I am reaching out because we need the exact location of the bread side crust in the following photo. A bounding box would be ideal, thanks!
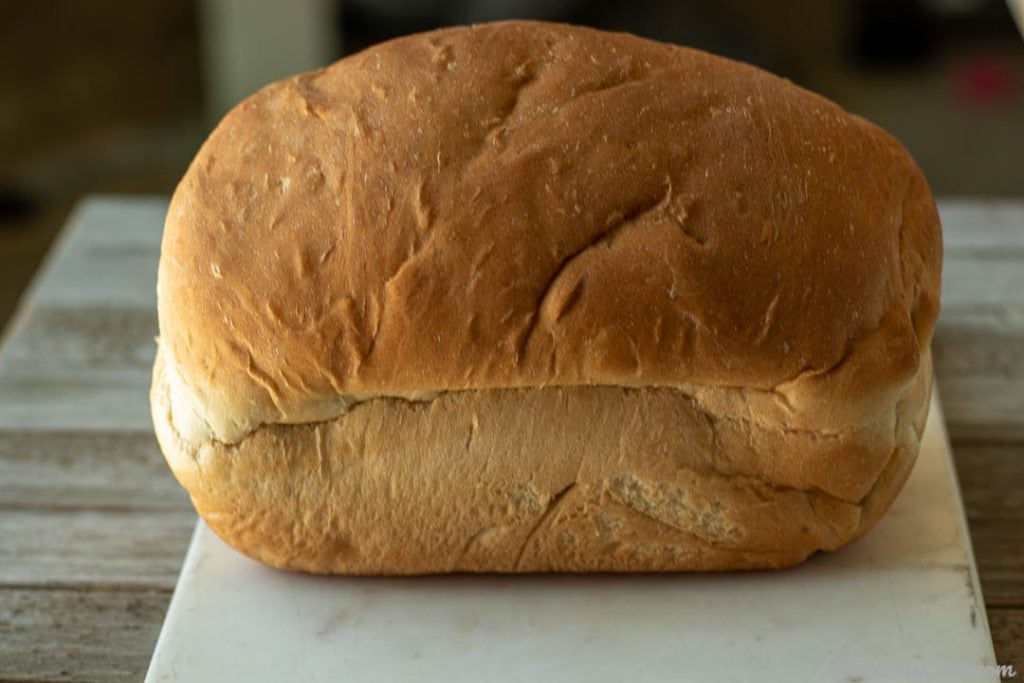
[152,345,931,574]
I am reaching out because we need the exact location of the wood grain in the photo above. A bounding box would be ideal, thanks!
[940,376,1024,443]
[0,373,154,432]
[0,509,193,590]
[0,588,171,683]
[1,307,157,373]
[0,431,189,510]
[21,197,165,312]
[988,608,1024,676]
[935,260,1024,441]
[0,305,157,431]
[935,309,1024,378]
[934,199,1024,446]
[940,199,1024,253]
[952,442,1024,608]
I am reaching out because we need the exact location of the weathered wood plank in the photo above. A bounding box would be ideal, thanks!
[954,443,1024,519]
[0,304,157,431]
[943,256,1024,310]
[0,431,188,511]
[935,310,1024,377]
[987,608,1024,678]
[0,509,194,590]
[0,588,170,683]
[968,518,1024,611]
[933,314,1024,440]
[939,376,1024,442]
[0,198,163,433]
[23,196,165,311]
[939,199,1024,252]
[0,373,153,432]
[0,307,156,374]
[938,202,1024,442]
[952,443,1024,608]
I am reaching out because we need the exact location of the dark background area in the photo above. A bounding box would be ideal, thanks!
[1,0,1022,332]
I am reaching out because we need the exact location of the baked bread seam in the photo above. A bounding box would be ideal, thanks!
[155,343,928,510]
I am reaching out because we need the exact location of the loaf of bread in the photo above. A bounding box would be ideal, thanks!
[151,21,942,573]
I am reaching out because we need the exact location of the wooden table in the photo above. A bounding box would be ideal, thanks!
[0,196,1020,681]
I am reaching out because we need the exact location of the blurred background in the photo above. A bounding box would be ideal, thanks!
[1,0,1022,333]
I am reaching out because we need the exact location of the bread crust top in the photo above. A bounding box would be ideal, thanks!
[157,21,941,444]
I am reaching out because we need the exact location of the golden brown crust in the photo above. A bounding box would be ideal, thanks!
[152,20,942,573]
[157,21,941,445]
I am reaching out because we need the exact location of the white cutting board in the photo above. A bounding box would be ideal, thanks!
[146,392,999,683]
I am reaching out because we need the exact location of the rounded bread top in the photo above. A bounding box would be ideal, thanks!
[158,21,942,443]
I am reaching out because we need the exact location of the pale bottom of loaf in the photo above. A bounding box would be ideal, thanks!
[151,347,932,573]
